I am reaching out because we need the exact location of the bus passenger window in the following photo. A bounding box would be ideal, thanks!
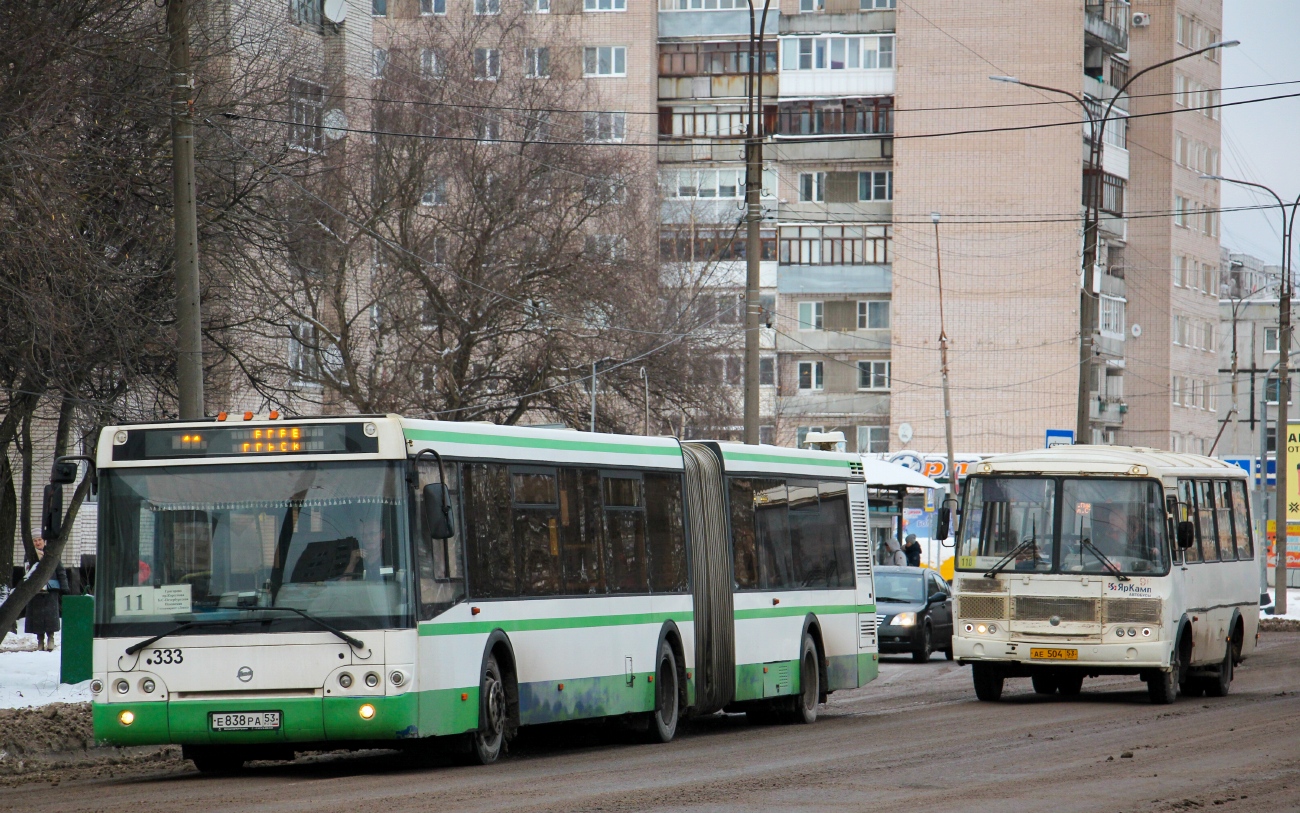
[787,481,823,589]
[754,479,792,589]
[1214,481,1237,561]
[1231,480,1253,559]
[464,463,517,598]
[1177,480,1198,563]
[1195,480,1218,562]
[646,473,688,593]
[603,474,647,593]
[729,478,759,590]
[512,469,561,596]
[560,469,605,595]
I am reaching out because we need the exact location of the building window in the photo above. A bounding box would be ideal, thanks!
[797,301,823,330]
[664,167,757,199]
[476,116,501,143]
[372,48,388,79]
[584,46,627,77]
[759,425,776,445]
[799,0,823,11]
[1083,171,1124,216]
[798,172,825,202]
[858,426,888,453]
[525,47,550,78]
[422,178,447,206]
[797,361,824,391]
[526,0,550,10]
[291,0,321,26]
[861,0,896,7]
[583,112,626,142]
[781,35,895,71]
[524,111,552,142]
[289,323,319,383]
[474,48,501,80]
[1267,376,1292,405]
[420,0,447,13]
[1099,295,1126,338]
[585,0,625,10]
[760,356,776,386]
[858,300,889,329]
[778,98,893,137]
[779,225,891,265]
[289,78,325,153]
[857,360,890,390]
[796,426,825,447]
[474,0,500,14]
[858,171,892,201]
[1174,195,1190,227]
[372,0,386,15]
[421,48,444,78]
[1265,327,1280,353]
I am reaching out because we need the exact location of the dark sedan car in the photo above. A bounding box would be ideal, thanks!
[874,566,954,662]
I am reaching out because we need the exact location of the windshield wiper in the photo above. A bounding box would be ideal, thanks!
[124,619,245,655]
[254,607,367,650]
[1080,539,1130,582]
[984,517,1039,579]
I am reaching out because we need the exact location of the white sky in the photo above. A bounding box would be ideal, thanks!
[1218,0,1300,266]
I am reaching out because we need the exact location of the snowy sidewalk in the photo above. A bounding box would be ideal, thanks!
[0,621,91,709]
[1262,588,1300,622]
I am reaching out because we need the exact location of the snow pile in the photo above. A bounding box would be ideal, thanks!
[1261,589,1300,622]
[0,621,91,710]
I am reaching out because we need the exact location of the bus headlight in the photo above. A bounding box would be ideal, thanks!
[389,671,405,687]
[359,703,375,720]
[90,680,104,695]
[1116,628,1126,637]
[964,623,974,633]
[364,672,380,688]
[892,612,916,627]
[140,679,156,694]
[338,673,353,689]
[1142,628,1152,637]
[987,624,998,634]
[976,623,987,635]
[115,679,130,694]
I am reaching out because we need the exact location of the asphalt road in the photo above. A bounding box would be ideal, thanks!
[5,633,1299,813]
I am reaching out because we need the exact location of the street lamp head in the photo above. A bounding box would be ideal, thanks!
[930,211,941,224]
[1207,40,1240,49]
[1200,174,1226,181]
[989,75,1019,84]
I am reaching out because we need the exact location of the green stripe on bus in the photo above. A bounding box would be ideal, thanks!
[721,451,851,469]
[734,603,875,620]
[404,428,681,458]
[418,610,694,637]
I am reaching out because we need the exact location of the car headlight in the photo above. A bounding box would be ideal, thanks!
[892,612,917,627]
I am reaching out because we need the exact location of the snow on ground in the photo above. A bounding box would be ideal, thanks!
[1262,588,1300,621]
[0,620,91,709]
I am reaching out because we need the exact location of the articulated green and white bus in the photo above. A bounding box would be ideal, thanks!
[951,446,1259,704]
[82,416,878,770]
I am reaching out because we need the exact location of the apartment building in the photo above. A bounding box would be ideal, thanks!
[1216,249,1286,459]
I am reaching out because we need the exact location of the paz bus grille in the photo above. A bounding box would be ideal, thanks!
[1011,596,1099,623]
[957,595,1007,620]
[1103,598,1163,624]
[958,578,1004,594]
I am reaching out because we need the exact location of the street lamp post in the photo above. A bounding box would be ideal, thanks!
[992,39,1238,444]
[589,356,616,433]
[932,212,958,499]
[1202,175,1299,614]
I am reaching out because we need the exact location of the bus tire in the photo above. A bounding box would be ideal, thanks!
[186,745,245,774]
[1204,638,1233,698]
[470,653,509,764]
[1056,672,1084,696]
[1031,673,1058,695]
[1147,644,1181,705]
[972,663,1003,701]
[789,633,820,724]
[646,640,680,743]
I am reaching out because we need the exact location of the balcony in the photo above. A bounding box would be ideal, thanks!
[777,392,890,418]
[1089,396,1127,426]
[1085,1,1129,54]
[779,10,895,36]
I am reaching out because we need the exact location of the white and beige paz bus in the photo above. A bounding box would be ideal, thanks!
[73,415,879,771]
[950,446,1258,704]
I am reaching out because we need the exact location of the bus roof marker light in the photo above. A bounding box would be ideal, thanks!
[268,410,280,420]
[243,411,254,421]
[359,703,375,720]
[216,412,227,421]
[1127,465,1148,476]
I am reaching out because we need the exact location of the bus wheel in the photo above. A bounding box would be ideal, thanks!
[647,641,680,743]
[1147,648,1180,705]
[1204,640,1234,698]
[790,634,820,724]
[971,663,1003,701]
[1056,672,1084,697]
[1031,673,1058,695]
[470,654,508,764]
[185,745,245,774]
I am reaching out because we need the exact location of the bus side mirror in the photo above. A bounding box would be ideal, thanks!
[42,484,64,541]
[422,483,455,540]
[1176,521,1195,549]
[935,508,950,541]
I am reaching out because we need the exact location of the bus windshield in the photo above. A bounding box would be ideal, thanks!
[97,461,412,634]
[958,476,1169,576]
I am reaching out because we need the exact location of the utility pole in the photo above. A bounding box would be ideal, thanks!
[742,0,771,445]
[640,367,650,436]
[933,212,958,497]
[168,0,204,419]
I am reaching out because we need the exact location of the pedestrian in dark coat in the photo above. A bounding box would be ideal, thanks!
[23,535,68,651]
[903,533,923,567]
